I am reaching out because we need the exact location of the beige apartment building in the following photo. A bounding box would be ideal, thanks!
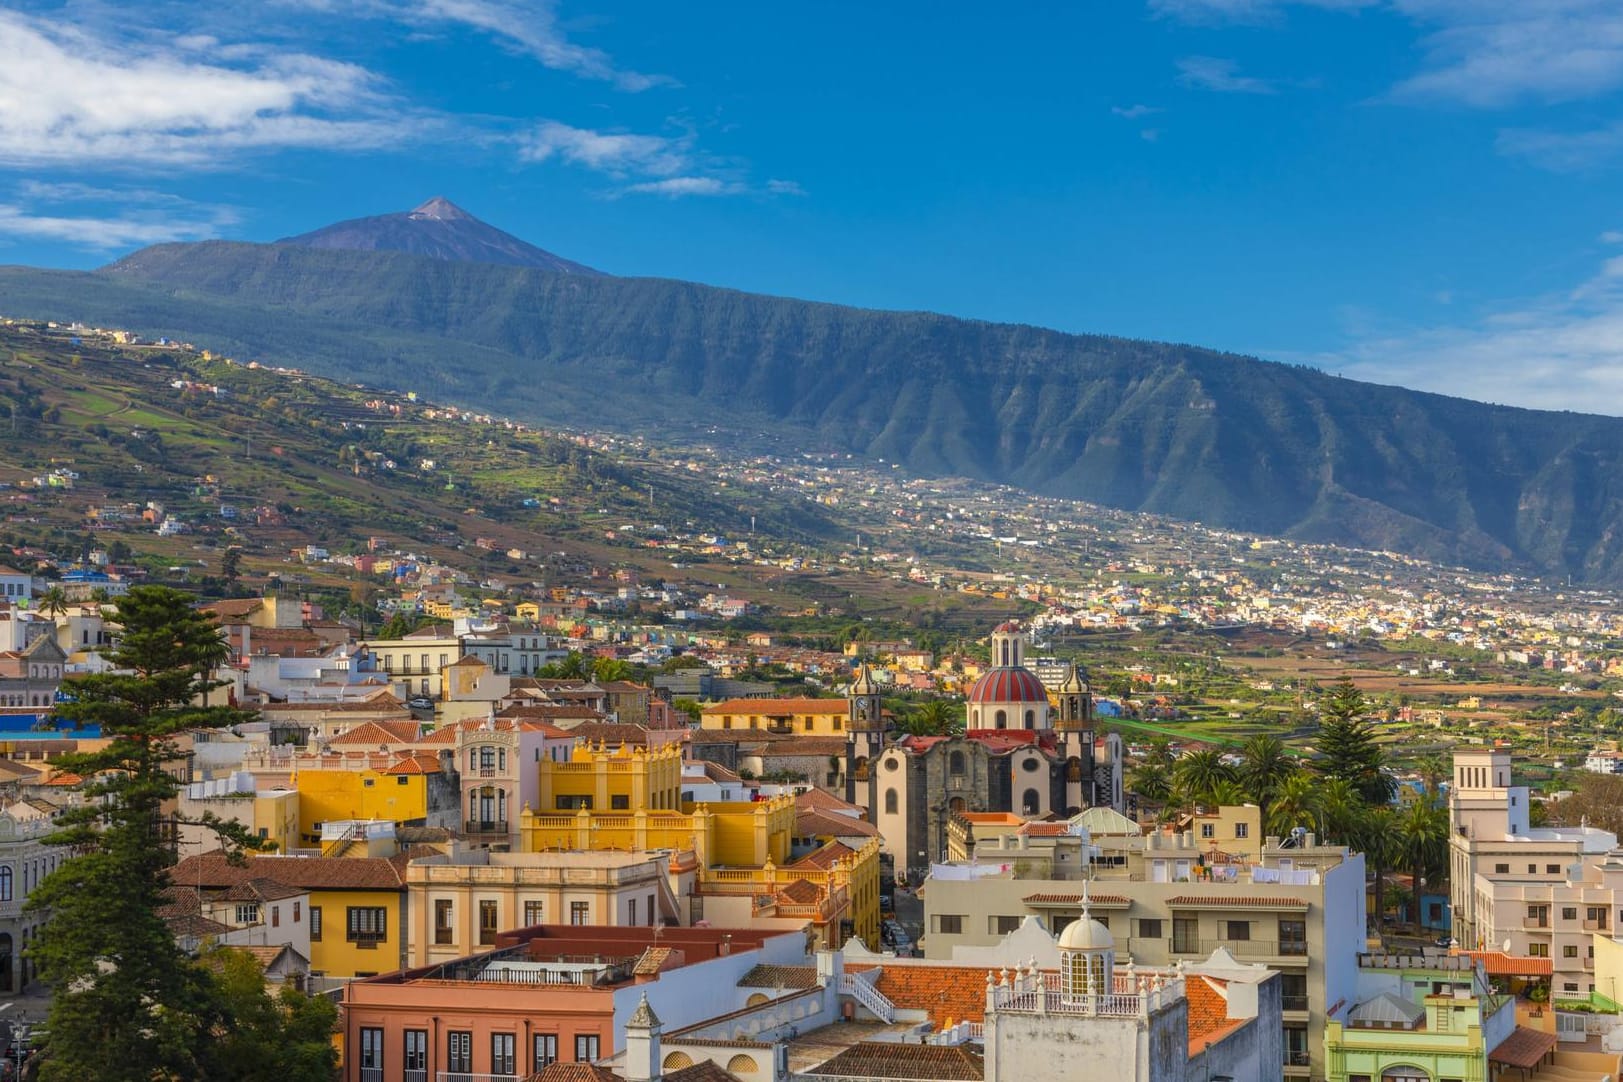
[1449,745,1623,999]
[404,848,687,967]
[923,832,1364,1080]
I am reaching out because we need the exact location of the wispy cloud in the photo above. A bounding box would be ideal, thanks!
[766,178,806,196]
[0,8,410,168]
[1151,0,1374,24]
[1498,122,1623,172]
[288,0,672,92]
[621,177,738,197]
[1325,247,1623,414]
[519,120,695,177]
[0,185,240,250]
[1176,55,1277,93]
[1111,104,1162,119]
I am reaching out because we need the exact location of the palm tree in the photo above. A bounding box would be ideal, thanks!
[1237,735,1297,821]
[1172,749,1237,810]
[1397,799,1449,934]
[592,657,632,684]
[1267,772,1322,838]
[902,698,959,737]
[38,585,68,620]
[1128,760,1173,810]
[1414,754,1450,801]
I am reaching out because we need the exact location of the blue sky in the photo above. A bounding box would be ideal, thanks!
[2,1,1623,413]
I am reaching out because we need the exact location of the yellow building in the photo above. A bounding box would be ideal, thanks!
[173,851,409,978]
[293,758,439,847]
[699,697,849,736]
[520,741,879,949]
[514,601,541,621]
[1188,803,1264,864]
[176,785,301,855]
[538,741,683,813]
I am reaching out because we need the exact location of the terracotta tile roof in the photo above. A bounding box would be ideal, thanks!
[701,761,743,784]
[564,722,648,746]
[792,841,856,870]
[737,964,819,990]
[328,720,419,746]
[1184,975,1249,1055]
[202,599,265,618]
[1489,1026,1560,1068]
[795,788,864,814]
[777,878,823,905]
[230,943,303,969]
[171,851,408,893]
[219,877,306,903]
[1461,950,1552,977]
[525,1062,623,1082]
[382,752,442,775]
[663,1062,742,1082]
[797,809,879,839]
[1163,895,1310,909]
[806,1042,983,1080]
[1021,892,1131,907]
[847,964,1002,1026]
[703,698,848,715]
[1017,822,1074,837]
[633,946,676,976]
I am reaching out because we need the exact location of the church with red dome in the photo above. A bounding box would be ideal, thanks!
[852,621,1124,882]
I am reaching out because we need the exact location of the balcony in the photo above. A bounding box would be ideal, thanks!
[1524,916,1550,929]
[1282,994,1309,1013]
[1169,937,1308,963]
[437,1073,517,1082]
[465,819,510,835]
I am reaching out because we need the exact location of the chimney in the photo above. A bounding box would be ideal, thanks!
[623,992,662,1082]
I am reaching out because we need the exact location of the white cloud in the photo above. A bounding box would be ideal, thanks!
[1111,104,1162,119]
[621,177,737,197]
[766,178,806,196]
[1326,248,1623,415]
[1497,122,1623,172]
[1176,56,1277,93]
[0,8,408,168]
[519,120,694,177]
[1604,230,1623,244]
[0,204,227,249]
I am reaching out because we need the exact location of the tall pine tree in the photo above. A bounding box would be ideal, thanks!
[1315,678,1395,807]
[27,586,259,1082]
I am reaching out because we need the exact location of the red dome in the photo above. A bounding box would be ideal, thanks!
[967,667,1049,704]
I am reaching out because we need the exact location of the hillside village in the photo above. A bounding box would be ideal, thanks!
[5,316,1623,1080]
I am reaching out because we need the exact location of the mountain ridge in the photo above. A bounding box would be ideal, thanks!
[2,231,1621,582]
[276,197,600,274]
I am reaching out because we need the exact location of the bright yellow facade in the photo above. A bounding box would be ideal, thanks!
[252,789,301,853]
[520,797,794,867]
[699,698,849,736]
[294,769,429,847]
[538,742,683,813]
[307,887,407,978]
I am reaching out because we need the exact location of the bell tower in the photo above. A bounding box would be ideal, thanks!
[845,663,887,805]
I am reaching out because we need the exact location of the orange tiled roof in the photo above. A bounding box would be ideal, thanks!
[1461,950,1552,977]
[328,720,419,746]
[795,788,865,814]
[792,841,856,870]
[848,963,1006,1026]
[807,1042,982,1080]
[738,964,819,990]
[1022,892,1131,907]
[796,809,878,839]
[1017,822,1074,836]
[1184,975,1249,1054]
[382,753,442,775]
[1164,895,1310,909]
[777,879,823,905]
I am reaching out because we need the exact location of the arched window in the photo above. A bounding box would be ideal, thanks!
[884,789,898,815]
[1023,788,1040,815]
[949,751,966,776]
[0,866,12,902]
[1024,709,1035,728]
[994,710,1007,729]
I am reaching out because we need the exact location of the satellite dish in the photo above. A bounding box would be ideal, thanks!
[1502,939,1512,953]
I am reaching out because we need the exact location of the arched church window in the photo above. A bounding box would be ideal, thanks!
[884,789,898,815]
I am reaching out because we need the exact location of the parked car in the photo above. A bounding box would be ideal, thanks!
[407,696,434,710]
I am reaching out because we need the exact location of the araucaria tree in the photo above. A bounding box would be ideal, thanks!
[28,586,262,1081]
[1315,678,1396,806]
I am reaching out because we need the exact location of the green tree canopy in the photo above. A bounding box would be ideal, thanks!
[1314,678,1396,806]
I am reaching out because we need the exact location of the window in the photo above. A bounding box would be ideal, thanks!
[1564,982,1580,993]
[570,902,590,926]
[491,1033,516,1076]
[556,795,593,811]
[293,901,301,923]
[1172,917,1199,953]
[1284,1026,1308,1067]
[359,1027,384,1071]
[949,751,966,776]
[404,1030,427,1073]
[575,1035,600,1063]
[271,905,280,928]
[431,899,454,944]
[884,789,898,815]
[991,915,1022,935]
[611,794,630,811]
[524,901,545,926]
[1137,918,1163,940]
[1279,919,1307,956]
[1200,823,1214,839]
[1224,920,1250,941]
[309,906,322,941]
[1590,906,1610,929]
[936,914,964,934]
[1563,907,1578,921]
[1549,864,1562,874]
[347,906,387,945]
[1529,943,1549,957]
[480,900,499,945]
[629,898,638,926]
[1495,863,1510,874]
[533,1034,558,1071]
[1527,904,1549,928]
[1528,864,1537,874]
[0,866,11,902]
[1234,822,1249,839]
[448,1031,473,1073]
[235,903,260,925]
[1565,945,1579,958]
[1280,972,1308,1013]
